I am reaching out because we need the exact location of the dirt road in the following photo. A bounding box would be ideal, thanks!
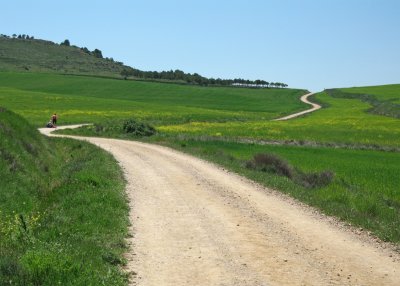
[274,92,321,121]
[40,126,399,285]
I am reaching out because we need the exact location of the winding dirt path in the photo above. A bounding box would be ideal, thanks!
[274,92,321,121]
[40,126,399,286]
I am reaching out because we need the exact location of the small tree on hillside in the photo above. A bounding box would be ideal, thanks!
[61,39,70,46]
[92,49,103,58]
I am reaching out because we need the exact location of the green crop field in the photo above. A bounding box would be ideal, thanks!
[0,72,307,126]
[1,70,400,246]
[1,73,399,147]
[159,91,400,148]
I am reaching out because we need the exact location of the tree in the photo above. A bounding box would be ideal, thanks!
[61,39,70,46]
[120,69,131,79]
[81,47,90,54]
[92,49,103,58]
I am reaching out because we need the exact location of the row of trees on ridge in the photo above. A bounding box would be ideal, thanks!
[61,39,103,58]
[1,34,35,40]
[120,68,287,88]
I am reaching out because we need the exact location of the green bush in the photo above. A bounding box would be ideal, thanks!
[122,119,156,136]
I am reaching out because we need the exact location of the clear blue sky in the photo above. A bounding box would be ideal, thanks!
[2,0,400,91]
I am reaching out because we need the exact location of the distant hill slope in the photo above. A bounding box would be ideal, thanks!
[0,35,287,87]
[325,84,400,119]
[0,37,128,77]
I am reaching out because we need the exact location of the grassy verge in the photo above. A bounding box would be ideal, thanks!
[0,108,129,285]
[151,138,400,244]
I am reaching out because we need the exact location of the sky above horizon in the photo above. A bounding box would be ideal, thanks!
[2,0,399,91]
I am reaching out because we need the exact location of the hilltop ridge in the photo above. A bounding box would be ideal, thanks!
[0,34,287,87]
[0,36,128,77]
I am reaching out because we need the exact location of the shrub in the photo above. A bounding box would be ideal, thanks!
[246,153,294,178]
[298,170,335,188]
[246,153,334,188]
[122,119,156,137]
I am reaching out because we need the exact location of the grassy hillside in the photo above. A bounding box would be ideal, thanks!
[342,84,400,104]
[0,37,127,76]
[0,36,285,87]
[0,108,128,285]
[322,84,400,119]
[0,72,307,127]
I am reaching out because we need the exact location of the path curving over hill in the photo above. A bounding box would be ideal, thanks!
[274,92,321,121]
[40,126,399,286]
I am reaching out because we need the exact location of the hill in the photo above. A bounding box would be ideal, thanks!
[0,34,286,87]
[325,84,400,118]
[0,36,128,77]
[0,108,128,284]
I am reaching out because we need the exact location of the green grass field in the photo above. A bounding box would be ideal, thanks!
[0,108,129,285]
[1,72,399,147]
[1,71,400,245]
[0,72,307,126]
[159,91,400,148]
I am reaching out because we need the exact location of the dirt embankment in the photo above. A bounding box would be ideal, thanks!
[40,126,400,286]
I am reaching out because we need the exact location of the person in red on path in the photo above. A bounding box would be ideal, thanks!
[51,113,58,127]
